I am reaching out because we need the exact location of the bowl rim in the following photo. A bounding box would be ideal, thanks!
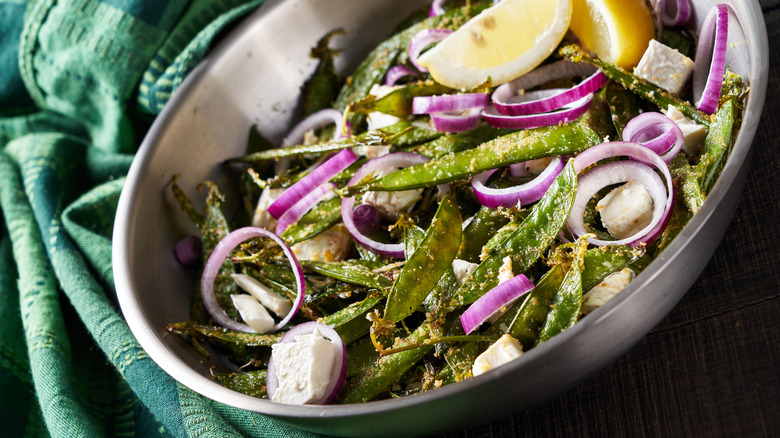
[113,0,769,421]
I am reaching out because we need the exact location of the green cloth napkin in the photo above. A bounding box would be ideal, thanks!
[0,1,319,437]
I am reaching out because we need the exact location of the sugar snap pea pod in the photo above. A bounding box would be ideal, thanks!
[171,175,205,226]
[580,87,618,140]
[404,224,426,258]
[230,121,441,163]
[580,245,645,291]
[694,98,736,195]
[407,123,510,159]
[302,260,393,290]
[214,370,267,398]
[346,123,599,194]
[451,161,577,308]
[669,155,705,214]
[604,81,641,139]
[385,193,462,322]
[559,44,710,127]
[320,293,385,344]
[352,82,453,117]
[659,28,695,59]
[336,324,433,403]
[166,322,283,347]
[301,29,344,117]
[654,203,692,255]
[280,197,342,245]
[535,240,586,345]
[345,336,381,378]
[456,206,511,263]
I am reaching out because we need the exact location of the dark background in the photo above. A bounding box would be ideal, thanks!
[434,2,780,436]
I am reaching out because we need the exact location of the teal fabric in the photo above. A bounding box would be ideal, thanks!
[0,1,320,436]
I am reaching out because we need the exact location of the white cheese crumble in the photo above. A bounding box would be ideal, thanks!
[663,105,708,156]
[366,84,401,131]
[271,328,340,404]
[291,223,351,262]
[251,187,285,230]
[362,188,423,221]
[472,334,524,377]
[452,259,478,286]
[582,268,636,315]
[497,256,514,284]
[596,182,654,240]
[634,40,694,94]
[230,294,275,333]
[231,273,292,318]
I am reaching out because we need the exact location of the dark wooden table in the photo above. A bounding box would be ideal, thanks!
[435,3,780,437]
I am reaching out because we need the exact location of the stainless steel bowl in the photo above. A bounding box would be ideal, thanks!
[113,1,768,436]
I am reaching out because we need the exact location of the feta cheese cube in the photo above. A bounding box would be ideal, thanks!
[230,294,275,333]
[252,187,286,230]
[582,267,636,315]
[291,223,351,262]
[472,334,524,377]
[596,182,654,240]
[452,259,478,286]
[634,40,694,94]
[498,256,514,285]
[231,273,292,318]
[271,328,340,404]
[362,188,423,221]
[663,105,708,156]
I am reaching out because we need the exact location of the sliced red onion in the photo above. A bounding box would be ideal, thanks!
[567,142,674,246]
[495,60,597,97]
[412,93,489,114]
[201,227,306,333]
[385,65,421,86]
[460,274,535,334]
[275,183,336,235]
[174,235,202,267]
[408,29,452,72]
[276,109,351,174]
[341,152,430,258]
[621,112,684,163]
[693,4,729,115]
[351,203,382,236]
[430,107,483,133]
[269,148,358,220]
[492,70,606,116]
[658,0,692,27]
[266,321,347,404]
[471,156,565,209]
[429,0,446,17]
[482,93,594,130]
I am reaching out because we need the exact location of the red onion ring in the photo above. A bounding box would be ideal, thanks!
[482,93,594,130]
[492,70,606,116]
[266,321,347,404]
[621,112,684,163]
[269,148,358,220]
[567,142,674,246]
[408,29,452,72]
[429,0,446,17]
[200,227,306,333]
[430,107,483,133]
[494,60,598,98]
[412,93,489,114]
[460,274,535,334]
[341,152,430,258]
[174,235,202,267]
[276,109,351,174]
[693,4,729,115]
[471,156,565,209]
[657,0,692,27]
[275,183,336,235]
[385,65,421,86]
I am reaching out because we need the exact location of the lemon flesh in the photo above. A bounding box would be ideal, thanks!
[417,0,572,90]
[569,0,655,69]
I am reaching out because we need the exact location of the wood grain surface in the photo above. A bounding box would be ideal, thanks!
[434,3,780,437]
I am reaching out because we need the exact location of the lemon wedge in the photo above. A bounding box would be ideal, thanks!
[569,0,655,69]
[416,0,572,90]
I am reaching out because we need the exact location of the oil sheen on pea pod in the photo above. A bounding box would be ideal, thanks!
[384,193,462,322]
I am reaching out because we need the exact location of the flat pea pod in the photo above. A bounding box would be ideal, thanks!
[300,29,344,117]
[320,293,384,344]
[280,197,342,245]
[456,206,511,263]
[580,244,644,291]
[694,98,736,195]
[407,123,510,159]
[352,82,453,118]
[302,260,393,290]
[450,160,577,308]
[345,122,599,194]
[580,87,618,140]
[214,370,267,398]
[654,203,692,255]
[604,81,641,139]
[384,193,462,322]
[669,155,705,214]
[345,336,381,378]
[165,322,282,347]
[535,240,587,345]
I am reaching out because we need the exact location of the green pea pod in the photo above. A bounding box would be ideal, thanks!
[659,28,695,58]
[404,224,426,258]
[302,260,394,290]
[580,245,645,292]
[560,44,710,127]
[320,294,385,344]
[384,193,462,322]
[345,336,381,378]
[580,87,618,140]
[669,155,705,214]
[654,203,692,255]
[407,123,510,158]
[499,264,565,348]
[280,197,342,245]
[214,370,267,398]
[346,122,599,194]
[694,98,736,195]
[535,240,587,345]
[352,82,453,117]
[165,322,282,347]
[301,29,344,117]
[456,206,511,263]
[604,81,641,139]
[451,161,577,308]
